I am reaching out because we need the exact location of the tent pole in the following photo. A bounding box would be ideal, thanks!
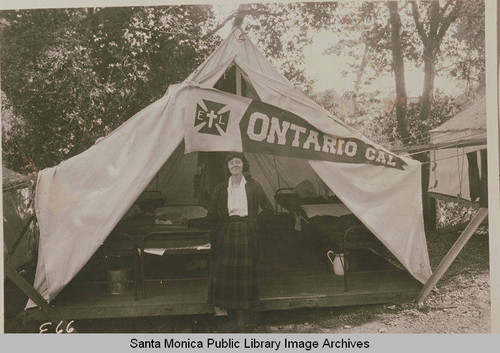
[416,207,488,305]
[233,4,250,28]
[5,262,78,333]
[235,66,242,96]
[7,214,35,261]
[233,3,244,96]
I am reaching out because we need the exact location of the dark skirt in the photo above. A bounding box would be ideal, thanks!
[209,217,259,310]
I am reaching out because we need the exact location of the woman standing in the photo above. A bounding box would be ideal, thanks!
[207,152,273,330]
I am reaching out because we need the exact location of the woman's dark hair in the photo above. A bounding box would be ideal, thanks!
[224,152,251,177]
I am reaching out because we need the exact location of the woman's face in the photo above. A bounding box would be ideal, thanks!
[228,158,244,176]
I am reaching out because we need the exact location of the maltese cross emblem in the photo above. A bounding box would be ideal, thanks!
[194,100,230,136]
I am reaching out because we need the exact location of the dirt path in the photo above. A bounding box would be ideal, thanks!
[259,272,490,334]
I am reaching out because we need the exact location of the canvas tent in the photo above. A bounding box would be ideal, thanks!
[415,97,488,304]
[29,27,432,308]
[428,97,487,204]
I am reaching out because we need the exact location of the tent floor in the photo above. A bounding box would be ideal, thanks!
[24,270,420,321]
[24,222,422,321]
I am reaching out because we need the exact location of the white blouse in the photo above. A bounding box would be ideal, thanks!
[227,175,248,217]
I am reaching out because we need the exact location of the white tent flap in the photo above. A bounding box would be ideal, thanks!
[30,89,183,306]
[310,160,431,283]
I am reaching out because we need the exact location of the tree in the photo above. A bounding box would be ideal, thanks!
[1,6,220,173]
[388,1,410,140]
[285,1,483,145]
[244,1,339,93]
[1,2,485,173]
[438,0,485,88]
[409,0,463,122]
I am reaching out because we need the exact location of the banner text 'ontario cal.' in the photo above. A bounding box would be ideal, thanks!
[239,101,406,170]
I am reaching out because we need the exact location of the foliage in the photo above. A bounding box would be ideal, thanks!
[0,2,485,175]
[403,0,485,86]
[436,200,475,228]
[347,1,486,89]
[308,88,346,118]
[439,0,485,85]
[313,1,484,128]
[321,2,421,95]
[357,90,462,149]
[245,1,339,94]
[1,6,220,173]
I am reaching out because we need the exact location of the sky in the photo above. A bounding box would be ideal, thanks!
[211,3,465,98]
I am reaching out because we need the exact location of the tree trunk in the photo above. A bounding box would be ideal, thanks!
[233,4,250,28]
[388,1,410,140]
[352,46,369,116]
[411,0,461,122]
[412,151,436,231]
[419,41,436,122]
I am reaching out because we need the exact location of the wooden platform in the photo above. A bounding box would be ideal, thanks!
[23,223,422,321]
[24,269,419,321]
[24,260,421,321]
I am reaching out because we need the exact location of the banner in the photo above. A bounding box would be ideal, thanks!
[185,88,406,170]
[240,100,406,170]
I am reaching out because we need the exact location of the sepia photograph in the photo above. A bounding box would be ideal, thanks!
[1,0,494,336]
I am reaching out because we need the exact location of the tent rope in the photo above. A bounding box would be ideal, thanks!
[231,26,247,42]
[430,148,438,189]
[420,149,486,165]
[455,144,465,199]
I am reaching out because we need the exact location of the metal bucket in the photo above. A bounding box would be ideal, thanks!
[106,268,130,295]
